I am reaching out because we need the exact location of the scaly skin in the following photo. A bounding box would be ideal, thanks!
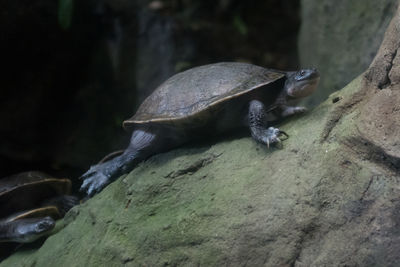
[0,217,55,243]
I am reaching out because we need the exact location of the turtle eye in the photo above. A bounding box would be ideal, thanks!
[295,70,307,80]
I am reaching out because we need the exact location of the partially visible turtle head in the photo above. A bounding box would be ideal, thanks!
[284,68,320,98]
[10,216,55,243]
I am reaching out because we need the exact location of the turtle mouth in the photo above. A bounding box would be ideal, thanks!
[304,70,320,81]
[300,77,319,86]
[288,77,320,98]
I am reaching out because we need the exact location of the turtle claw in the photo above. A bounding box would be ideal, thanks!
[79,165,97,180]
[80,173,108,196]
[262,127,283,148]
[259,127,289,148]
[79,164,112,197]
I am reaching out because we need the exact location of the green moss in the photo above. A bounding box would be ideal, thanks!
[1,75,395,266]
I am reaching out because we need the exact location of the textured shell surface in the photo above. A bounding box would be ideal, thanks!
[0,172,71,218]
[0,171,52,194]
[124,62,285,127]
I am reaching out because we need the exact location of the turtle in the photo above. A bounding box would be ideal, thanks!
[80,62,320,196]
[0,171,78,244]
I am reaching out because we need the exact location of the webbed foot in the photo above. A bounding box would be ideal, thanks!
[80,163,115,196]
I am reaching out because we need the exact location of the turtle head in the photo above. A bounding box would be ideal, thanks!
[284,68,320,98]
[11,217,55,243]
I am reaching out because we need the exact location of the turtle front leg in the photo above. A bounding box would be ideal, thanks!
[80,129,157,196]
[248,100,284,147]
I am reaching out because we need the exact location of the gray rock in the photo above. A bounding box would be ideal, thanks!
[3,5,400,266]
[299,0,398,106]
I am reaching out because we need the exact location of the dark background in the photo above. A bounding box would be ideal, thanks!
[0,0,301,188]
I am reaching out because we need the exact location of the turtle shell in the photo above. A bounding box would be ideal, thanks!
[123,62,285,128]
[0,171,71,218]
[5,206,60,222]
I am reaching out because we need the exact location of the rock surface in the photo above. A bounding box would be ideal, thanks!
[299,0,398,106]
[3,5,400,267]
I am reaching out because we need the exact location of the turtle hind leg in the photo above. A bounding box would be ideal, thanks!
[80,127,181,197]
[80,129,156,196]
